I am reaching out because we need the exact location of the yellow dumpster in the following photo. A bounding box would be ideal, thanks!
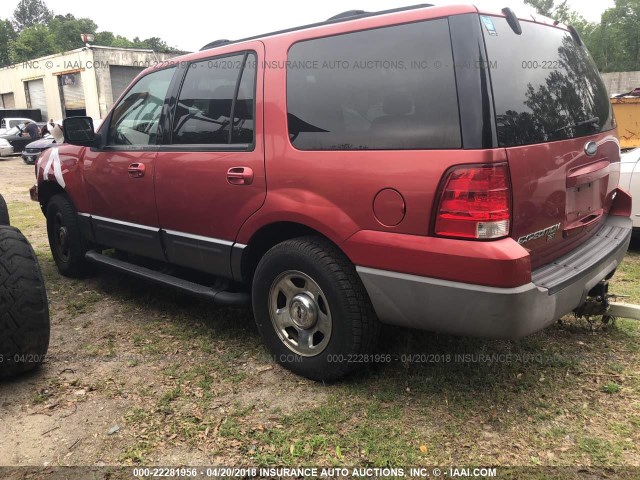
[611,95,640,149]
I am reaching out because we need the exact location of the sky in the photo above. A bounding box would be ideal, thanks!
[3,0,615,52]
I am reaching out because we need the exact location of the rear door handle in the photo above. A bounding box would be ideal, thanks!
[227,166,254,185]
[127,162,146,178]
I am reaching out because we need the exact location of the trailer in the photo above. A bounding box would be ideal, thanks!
[611,90,640,149]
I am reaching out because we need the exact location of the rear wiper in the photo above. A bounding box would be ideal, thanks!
[553,117,600,133]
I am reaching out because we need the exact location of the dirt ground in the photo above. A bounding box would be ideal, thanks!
[1,154,639,475]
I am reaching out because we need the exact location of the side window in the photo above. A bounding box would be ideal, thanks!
[172,52,255,145]
[287,19,461,150]
[107,67,175,146]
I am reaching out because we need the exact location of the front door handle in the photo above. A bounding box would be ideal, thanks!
[227,166,254,185]
[128,162,146,178]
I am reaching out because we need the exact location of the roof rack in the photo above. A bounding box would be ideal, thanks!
[327,10,369,21]
[200,4,433,51]
[200,39,231,50]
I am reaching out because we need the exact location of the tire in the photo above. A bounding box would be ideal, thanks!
[0,194,9,225]
[46,194,91,278]
[0,226,50,378]
[252,236,380,381]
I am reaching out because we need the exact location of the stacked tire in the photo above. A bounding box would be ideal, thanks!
[0,194,50,378]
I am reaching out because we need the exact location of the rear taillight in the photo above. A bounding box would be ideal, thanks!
[434,163,511,240]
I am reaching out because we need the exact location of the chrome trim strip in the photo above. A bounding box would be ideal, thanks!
[91,214,160,232]
[79,214,244,247]
[163,229,235,247]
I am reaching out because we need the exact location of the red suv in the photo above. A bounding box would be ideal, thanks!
[32,4,632,380]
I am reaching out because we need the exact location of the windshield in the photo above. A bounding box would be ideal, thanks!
[482,17,614,147]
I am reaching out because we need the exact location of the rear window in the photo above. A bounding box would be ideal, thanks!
[286,19,461,150]
[483,16,614,147]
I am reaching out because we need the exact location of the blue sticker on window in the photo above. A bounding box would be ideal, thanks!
[481,16,498,36]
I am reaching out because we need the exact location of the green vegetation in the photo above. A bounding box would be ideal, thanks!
[3,165,639,468]
[0,0,179,66]
[522,0,640,73]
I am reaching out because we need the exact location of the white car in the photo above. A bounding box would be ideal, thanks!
[0,138,14,157]
[620,148,640,235]
[0,117,35,135]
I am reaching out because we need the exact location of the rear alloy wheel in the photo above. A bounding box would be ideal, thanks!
[252,236,380,381]
[269,270,332,356]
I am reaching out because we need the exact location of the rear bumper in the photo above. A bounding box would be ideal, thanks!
[357,215,632,339]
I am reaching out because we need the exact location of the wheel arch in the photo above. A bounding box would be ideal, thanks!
[238,221,348,285]
[38,181,67,213]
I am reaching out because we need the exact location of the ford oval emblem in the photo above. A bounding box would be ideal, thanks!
[584,141,598,156]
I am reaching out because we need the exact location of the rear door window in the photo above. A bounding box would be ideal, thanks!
[287,19,461,150]
[172,52,256,146]
[482,17,614,147]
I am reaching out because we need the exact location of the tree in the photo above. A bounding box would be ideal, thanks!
[524,0,588,27]
[93,31,115,46]
[524,0,555,17]
[0,19,17,67]
[2,0,180,64]
[9,24,55,63]
[48,14,97,52]
[12,0,52,31]
[109,35,135,49]
[599,0,640,72]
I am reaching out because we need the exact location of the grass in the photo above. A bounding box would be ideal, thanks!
[602,381,622,394]
[2,162,640,470]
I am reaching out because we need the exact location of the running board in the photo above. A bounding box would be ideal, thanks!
[85,251,250,306]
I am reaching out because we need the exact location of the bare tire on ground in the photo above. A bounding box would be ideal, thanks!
[252,236,380,381]
[0,193,9,225]
[46,194,91,278]
[0,225,50,378]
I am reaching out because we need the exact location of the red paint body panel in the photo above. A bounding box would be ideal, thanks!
[36,145,91,213]
[34,3,629,293]
[155,41,266,241]
[342,230,531,288]
[83,149,160,226]
[505,131,621,269]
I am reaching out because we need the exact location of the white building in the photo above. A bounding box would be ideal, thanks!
[0,46,178,121]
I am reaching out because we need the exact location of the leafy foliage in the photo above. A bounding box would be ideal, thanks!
[12,0,52,31]
[0,0,179,66]
[526,0,640,73]
[0,19,17,66]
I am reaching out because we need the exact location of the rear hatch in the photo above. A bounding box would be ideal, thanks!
[481,14,619,268]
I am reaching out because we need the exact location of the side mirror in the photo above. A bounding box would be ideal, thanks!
[63,117,95,146]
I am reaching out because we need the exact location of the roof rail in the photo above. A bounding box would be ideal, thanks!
[199,4,433,51]
[200,39,231,51]
[327,10,369,21]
